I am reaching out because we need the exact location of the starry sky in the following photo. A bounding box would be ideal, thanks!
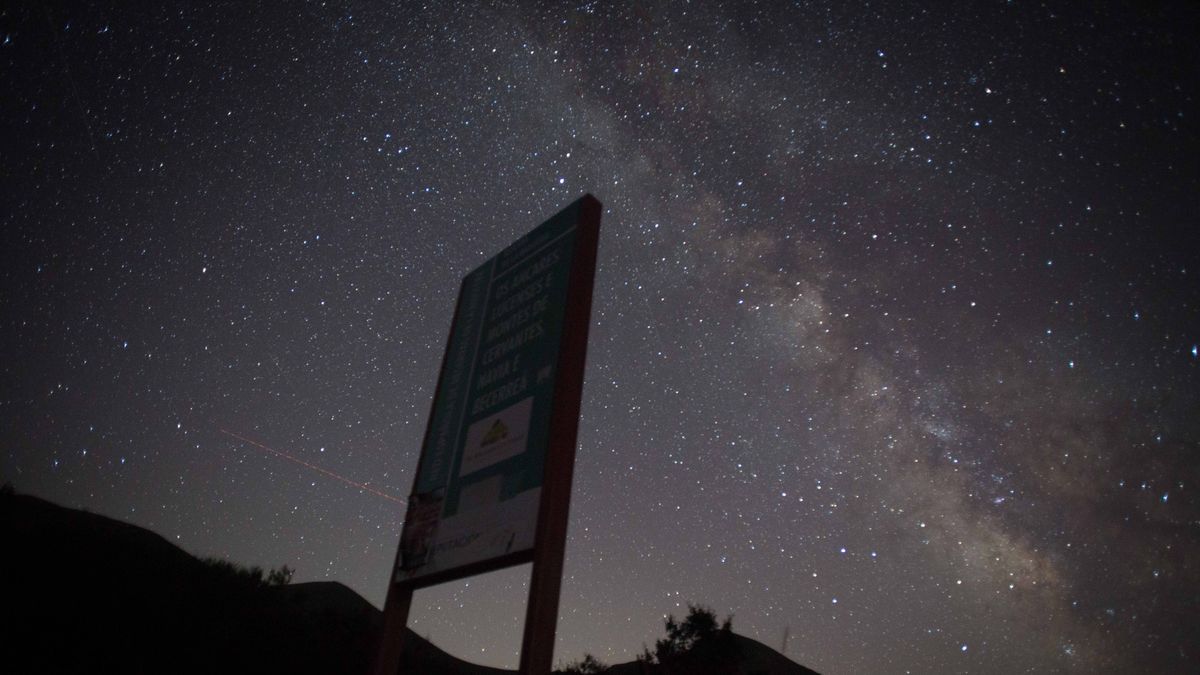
[3,2,1198,673]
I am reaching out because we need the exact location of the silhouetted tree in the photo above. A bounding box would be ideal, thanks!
[654,604,725,661]
[559,652,606,674]
[200,557,294,589]
[638,644,656,664]
[639,604,739,673]
[267,565,294,586]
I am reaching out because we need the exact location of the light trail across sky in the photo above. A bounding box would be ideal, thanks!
[219,428,405,504]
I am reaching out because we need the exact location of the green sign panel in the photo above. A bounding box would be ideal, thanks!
[397,196,597,582]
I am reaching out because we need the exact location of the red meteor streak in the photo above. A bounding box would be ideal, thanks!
[219,428,405,504]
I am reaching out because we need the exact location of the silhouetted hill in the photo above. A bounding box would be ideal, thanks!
[0,491,353,672]
[0,491,502,674]
[0,490,818,674]
[734,633,821,675]
[598,633,820,675]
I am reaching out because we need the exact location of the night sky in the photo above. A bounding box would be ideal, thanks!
[3,2,1198,673]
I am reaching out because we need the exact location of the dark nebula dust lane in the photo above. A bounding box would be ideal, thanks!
[2,2,1198,673]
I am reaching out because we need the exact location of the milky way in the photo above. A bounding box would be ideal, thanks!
[2,3,1198,673]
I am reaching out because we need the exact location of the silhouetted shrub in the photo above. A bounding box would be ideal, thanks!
[267,564,294,586]
[638,604,739,673]
[200,557,294,589]
[560,652,607,674]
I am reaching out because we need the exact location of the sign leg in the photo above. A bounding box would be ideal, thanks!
[519,551,566,675]
[372,584,413,675]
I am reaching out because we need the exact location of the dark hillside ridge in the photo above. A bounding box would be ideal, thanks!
[4,492,405,674]
[0,490,817,674]
[0,492,360,673]
[603,631,820,675]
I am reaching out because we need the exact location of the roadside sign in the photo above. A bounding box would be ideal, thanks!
[394,195,600,587]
